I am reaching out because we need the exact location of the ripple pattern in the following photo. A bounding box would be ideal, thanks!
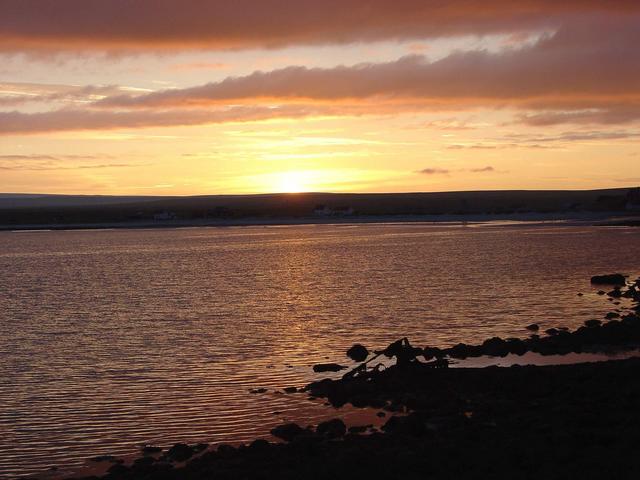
[1,223,639,477]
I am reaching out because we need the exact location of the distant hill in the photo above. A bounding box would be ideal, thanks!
[0,194,166,209]
[0,188,638,228]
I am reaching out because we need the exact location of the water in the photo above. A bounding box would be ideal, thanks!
[1,222,639,477]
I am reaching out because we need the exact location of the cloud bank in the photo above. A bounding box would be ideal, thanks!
[2,1,638,52]
[97,19,640,117]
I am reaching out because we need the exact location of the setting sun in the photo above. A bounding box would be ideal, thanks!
[276,171,308,193]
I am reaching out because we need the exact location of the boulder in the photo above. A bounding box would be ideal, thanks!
[348,425,370,434]
[591,274,626,285]
[346,344,369,362]
[526,323,540,331]
[422,346,443,360]
[313,363,347,373]
[248,439,270,451]
[608,288,623,298]
[316,418,347,438]
[165,443,195,462]
[506,338,527,356]
[270,423,306,442]
[382,413,427,437]
[481,337,510,357]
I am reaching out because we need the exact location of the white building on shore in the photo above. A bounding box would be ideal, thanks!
[313,205,355,217]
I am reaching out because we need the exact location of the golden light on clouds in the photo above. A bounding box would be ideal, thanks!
[1,1,639,194]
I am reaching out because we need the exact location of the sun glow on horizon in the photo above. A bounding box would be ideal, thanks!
[275,171,309,193]
[231,167,406,195]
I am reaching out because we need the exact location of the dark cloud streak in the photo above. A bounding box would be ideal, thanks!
[1,1,638,52]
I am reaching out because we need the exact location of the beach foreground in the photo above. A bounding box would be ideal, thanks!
[69,357,640,480]
[63,277,640,480]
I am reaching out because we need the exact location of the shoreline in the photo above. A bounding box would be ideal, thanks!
[33,274,640,480]
[2,212,639,232]
[65,357,640,480]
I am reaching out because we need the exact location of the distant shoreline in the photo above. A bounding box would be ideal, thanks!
[2,212,639,232]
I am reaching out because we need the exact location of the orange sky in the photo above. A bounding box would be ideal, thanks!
[1,1,639,195]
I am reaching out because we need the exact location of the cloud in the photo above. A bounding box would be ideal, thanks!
[0,154,109,161]
[447,143,551,150]
[0,83,133,107]
[510,130,640,143]
[418,168,450,175]
[2,1,638,52]
[469,166,495,173]
[0,105,336,135]
[3,15,639,136]
[96,18,640,116]
[519,107,640,126]
[416,118,483,130]
[169,62,231,72]
[417,166,497,176]
[0,162,142,171]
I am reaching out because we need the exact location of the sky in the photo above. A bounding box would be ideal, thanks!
[1,0,639,195]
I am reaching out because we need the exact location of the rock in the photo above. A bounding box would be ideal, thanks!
[382,413,427,437]
[481,337,510,357]
[381,338,423,365]
[526,323,540,331]
[591,274,626,285]
[422,346,443,360]
[377,411,386,418]
[133,456,155,467]
[447,342,474,359]
[605,312,620,319]
[584,319,602,328]
[506,338,527,356]
[108,464,129,475]
[248,439,270,451]
[165,443,195,462]
[313,363,347,373]
[316,418,346,438]
[249,388,267,394]
[141,445,162,455]
[608,288,623,298]
[545,328,559,336]
[216,444,236,456]
[283,386,298,393]
[270,423,306,442]
[348,425,370,434]
[346,344,369,362]
[193,443,208,453]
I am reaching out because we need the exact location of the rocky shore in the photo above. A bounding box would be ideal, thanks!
[54,274,640,480]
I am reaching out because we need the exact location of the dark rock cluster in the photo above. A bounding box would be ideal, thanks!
[424,275,640,359]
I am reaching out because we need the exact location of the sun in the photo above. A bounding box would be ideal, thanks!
[276,171,308,193]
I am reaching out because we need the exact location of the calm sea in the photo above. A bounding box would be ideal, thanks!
[1,223,639,477]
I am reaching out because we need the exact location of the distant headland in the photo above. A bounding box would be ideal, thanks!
[1,187,639,231]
